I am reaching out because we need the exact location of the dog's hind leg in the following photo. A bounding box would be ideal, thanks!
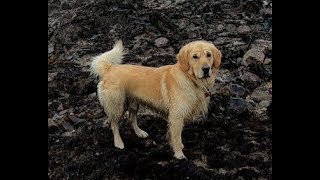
[109,113,124,149]
[100,88,126,149]
[128,100,148,138]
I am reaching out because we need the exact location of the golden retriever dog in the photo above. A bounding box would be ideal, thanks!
[90,40,222,159]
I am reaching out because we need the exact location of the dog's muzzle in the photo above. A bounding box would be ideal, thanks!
[202,65,210,78]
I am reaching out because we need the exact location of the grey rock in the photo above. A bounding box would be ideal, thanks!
[249,82,272,103]
[57,103,64,111]
[217,24,225,32]
[239,71,260,82]
[178,19,188,29]
[188,31,198,39]
[233,41,247,46]
[246,82,272,115]
[48,44,54,54]
[217,32,232,37]
[48,118,58,128]
[131,41,145,52]
[243,47,265,66]
[226,24,237,32]
[218,168,227,174]
[237,25,251,34]
[252,39,272,51]
[155,37,170,47]
[62,122,74,131]
[65,54,74,60]
[207,28,214,35]
[51,113,64,121]
[62,131,73,137]
[264,58,272,64]
[154,47,175,57]
[250,24,264,31]
[214,37,232,45]
[51,0,61,4]
[216,68,233,83]
[249,152,269,162]
[48,72,58,82]
[59,109,69,115]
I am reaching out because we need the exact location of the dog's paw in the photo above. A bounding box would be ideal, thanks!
[174,152,187,160]
[137,130,149,138]
[114,141,124,149]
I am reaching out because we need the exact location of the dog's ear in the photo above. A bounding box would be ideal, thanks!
[211,44,222,68]
[177,44,190,71]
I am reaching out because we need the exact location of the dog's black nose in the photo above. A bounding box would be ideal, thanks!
[202,65,210,76]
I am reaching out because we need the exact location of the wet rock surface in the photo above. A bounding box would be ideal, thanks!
[48,0,272,179]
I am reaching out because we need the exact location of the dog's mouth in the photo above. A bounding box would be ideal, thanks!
[199,74,210,79]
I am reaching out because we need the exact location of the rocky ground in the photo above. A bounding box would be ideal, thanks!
[48,0,272,179]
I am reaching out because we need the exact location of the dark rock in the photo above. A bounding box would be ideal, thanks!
[267,102,272,118]
[68,115,86,124]
[239,71,261,88]
[61,1,71,10]
[229,83,247,98]
[62,122,74,131]
[229,97,247,112]
[93,108,105,119]
[260,8,272,16]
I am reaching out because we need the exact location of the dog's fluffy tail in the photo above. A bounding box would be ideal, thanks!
[90,40,126,78]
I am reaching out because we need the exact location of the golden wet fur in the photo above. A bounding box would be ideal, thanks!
[90,40,222,159]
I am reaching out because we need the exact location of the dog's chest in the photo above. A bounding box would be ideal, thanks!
[193,90,210,114]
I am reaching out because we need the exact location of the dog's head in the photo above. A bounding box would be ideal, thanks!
[177,40,222,79]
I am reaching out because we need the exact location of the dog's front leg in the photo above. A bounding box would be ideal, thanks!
[168,115,186,159]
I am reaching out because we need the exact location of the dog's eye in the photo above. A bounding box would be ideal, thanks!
[207,53,211,58]
[193,55,199,59]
